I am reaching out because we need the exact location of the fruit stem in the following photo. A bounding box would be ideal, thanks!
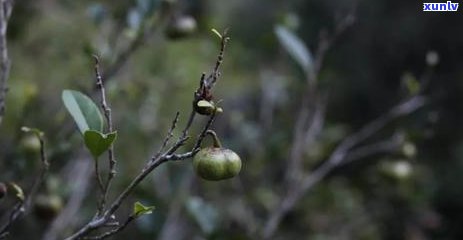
[205,130,222,148]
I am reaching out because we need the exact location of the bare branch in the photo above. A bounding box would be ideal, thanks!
[322,96,425,169]
[285,96,326,184]
[0,130,49,238]
[207,30,230,88]
[154,111,180,159]
[283,9,355,185]
[94,159,105,212]
[93,56,116,215]
[83,215,135,240]
[343,134,403,164]
[64,30,229,240]
[262,95,426,238]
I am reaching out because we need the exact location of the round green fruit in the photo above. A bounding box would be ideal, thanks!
[193,147,242,181]
[20,135,41,153]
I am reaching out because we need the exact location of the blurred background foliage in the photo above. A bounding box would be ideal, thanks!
[1,0,463,239]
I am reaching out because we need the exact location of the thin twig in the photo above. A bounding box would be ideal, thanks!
[64,30,229,240]
[93,56,116,215]
[283,12,354,184]
[83,215,135,240]
[42,8,177,240]
[193,111,217,150]
[0,130,49,238]
[262,95,426,239]
[263,10,357,239]
[343,135,403,164]
[207,31,230,88]
[0,202,22,240]
[94,159,105,208]
[154,111,180,159]
[64,146,199,240]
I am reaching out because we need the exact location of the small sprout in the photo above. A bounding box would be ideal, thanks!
[211,28,222,39]
[10,183,24,202]
[133,201,155,217]
[194,100,223,115]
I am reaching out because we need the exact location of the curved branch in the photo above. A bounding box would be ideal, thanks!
[262,95,426,239]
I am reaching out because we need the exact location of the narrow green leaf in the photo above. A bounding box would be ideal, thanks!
[133,201,155,217]
[211,28,222,39]
[83,130,117,159]
[274,25,313,76]
[62,90,104,134]
[10,183,24,201]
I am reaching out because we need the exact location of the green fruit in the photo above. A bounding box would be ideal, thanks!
[20,135,41,153]
[193,147,242,181]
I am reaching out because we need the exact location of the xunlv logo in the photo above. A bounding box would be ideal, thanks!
[423,1,459,11]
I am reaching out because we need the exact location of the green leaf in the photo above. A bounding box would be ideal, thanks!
[211,28,222,39]
[274,25,313,76]
[10,183,24,201]
[185,197,219,234]
[62,90,104,134]
[133,201,155,217]
[84,130,117,159]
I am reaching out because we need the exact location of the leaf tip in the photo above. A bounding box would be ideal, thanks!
[211,28,222,39]
[133,201,156,217]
